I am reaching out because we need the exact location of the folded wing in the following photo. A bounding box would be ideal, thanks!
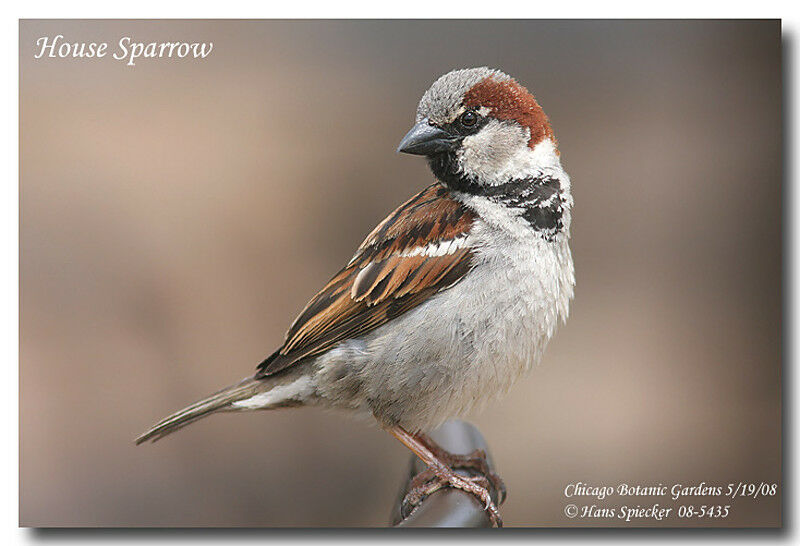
[256,184,476,377]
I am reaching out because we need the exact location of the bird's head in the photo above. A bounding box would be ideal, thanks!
[398,67,560,191]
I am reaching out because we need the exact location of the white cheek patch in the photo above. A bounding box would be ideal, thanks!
[457,120,529,183]
[457,122,564,187]
[232,376,314,409]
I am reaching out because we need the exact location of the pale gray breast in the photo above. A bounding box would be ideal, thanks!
[312,200,574,432]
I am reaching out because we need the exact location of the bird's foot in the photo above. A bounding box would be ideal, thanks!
[401,460,504,527]
[418,442,507,505]
[388,425,506,527]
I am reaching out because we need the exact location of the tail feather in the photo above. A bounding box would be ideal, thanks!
[135,376,264,445]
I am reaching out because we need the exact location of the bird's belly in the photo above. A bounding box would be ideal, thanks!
[314,237,573,432]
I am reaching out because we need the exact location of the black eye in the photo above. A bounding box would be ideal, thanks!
[460,110,478,127]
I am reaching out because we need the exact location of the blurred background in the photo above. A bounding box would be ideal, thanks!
[20,20,781,527]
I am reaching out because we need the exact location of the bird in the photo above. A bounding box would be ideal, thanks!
[136,67,575,527]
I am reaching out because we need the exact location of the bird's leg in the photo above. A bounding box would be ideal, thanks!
[387,425,504,527]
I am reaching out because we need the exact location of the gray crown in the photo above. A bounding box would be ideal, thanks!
[416,67,511,124]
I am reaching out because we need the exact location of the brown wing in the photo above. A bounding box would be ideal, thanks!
[256,183,476,378]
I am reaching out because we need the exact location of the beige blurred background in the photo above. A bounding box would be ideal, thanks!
[20,20,781,527]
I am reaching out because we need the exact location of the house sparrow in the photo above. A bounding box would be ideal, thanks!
[137,67,575,527]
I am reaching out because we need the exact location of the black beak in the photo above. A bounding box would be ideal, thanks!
[397,119,459,156]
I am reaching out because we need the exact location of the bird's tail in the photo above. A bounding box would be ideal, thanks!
[135,374,294,445]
